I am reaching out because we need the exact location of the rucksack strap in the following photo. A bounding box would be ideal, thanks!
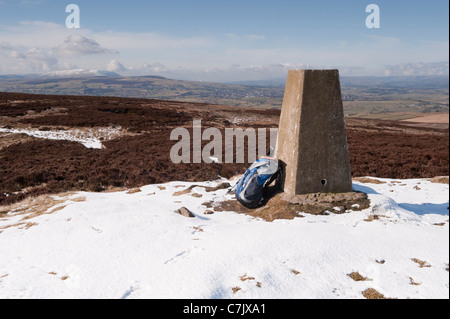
[262,166,282,200]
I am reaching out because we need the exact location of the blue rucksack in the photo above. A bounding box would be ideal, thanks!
[233,157,282,209]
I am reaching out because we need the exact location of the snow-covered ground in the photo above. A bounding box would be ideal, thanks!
[0,127,124,149]
[0,177,448,299]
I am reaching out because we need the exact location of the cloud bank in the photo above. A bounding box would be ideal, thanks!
[53,34,118,56]
[384,62,449,76]
[0,20,448,81]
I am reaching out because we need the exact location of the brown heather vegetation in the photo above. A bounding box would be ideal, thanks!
[0,92,448,206]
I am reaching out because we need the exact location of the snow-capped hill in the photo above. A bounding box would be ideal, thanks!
[42,69,120,78]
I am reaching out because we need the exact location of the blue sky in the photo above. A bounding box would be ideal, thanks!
[0,0,448,81]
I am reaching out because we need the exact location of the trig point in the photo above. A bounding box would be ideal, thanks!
[277,69,353,195]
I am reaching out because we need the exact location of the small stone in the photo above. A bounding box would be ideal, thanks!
[174,207,196,218]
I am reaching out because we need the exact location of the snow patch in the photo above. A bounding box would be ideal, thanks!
[0,177,448,299]
[0,127,124,149]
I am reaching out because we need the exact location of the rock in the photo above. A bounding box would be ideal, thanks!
[277,69,352,195]
[174,207,196,218]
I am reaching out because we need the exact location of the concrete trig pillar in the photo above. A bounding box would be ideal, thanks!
[277,69,352,195]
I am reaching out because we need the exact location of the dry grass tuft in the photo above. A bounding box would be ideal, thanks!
[126,188,142,194]
[191,193,203,198]
[362,288,389,299]
[232,287,241,294]
[172,188,192,196]
[365,214,379,222]
[192,226,204,233]
[354,177,387,184]
[240,274,255,282]
[0,193,70,230]
[430,176,449,184]
[24,222,38,229]
[47,205,67,215]
[409,277,421,286]
[173,183,231,197]
[433,222,446,226]
[412,258,431,268]
[348,272,372,282]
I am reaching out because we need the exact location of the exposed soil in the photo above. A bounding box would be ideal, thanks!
[212,191,370,222]
[362,288,390,299]
[0,92,448,206]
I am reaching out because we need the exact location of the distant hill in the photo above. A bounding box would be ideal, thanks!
[42,69,121,78]
[0,72,285,109]
[0,72,448,115]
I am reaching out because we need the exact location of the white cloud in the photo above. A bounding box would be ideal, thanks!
[140,62,167,73]
[106,59,126,73]
[0,21,214,75]
[95,30,210,51]
[384,62,449,76]
[9,50,26,59]
[0,42,14,51]
[0,21,67,47]
[0,23,118,74]
[0,41,57,73]
[53,34,117,56]
[0,20,448,81]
